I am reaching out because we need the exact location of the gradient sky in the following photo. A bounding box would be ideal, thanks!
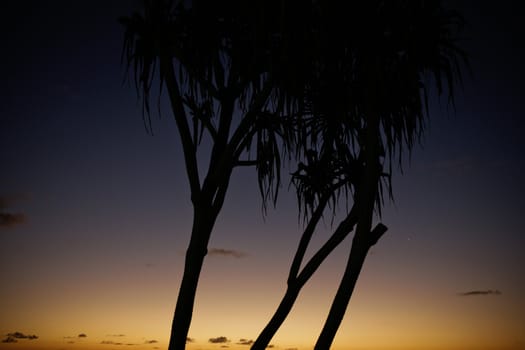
[1,1,524,350]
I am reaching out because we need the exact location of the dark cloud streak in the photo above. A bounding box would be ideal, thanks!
[2,332,38,343]
[208,248,246,258]
[2,337,17,343]
[0,212,25,228]
[6,332,38,340]
[458,289,502,296]
[209,336,230,344]
[0,195,26,228]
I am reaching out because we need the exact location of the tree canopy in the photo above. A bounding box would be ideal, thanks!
[120,1,468,349]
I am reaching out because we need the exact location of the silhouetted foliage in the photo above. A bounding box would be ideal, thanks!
[120,1,468,349]
[250,1,468,349]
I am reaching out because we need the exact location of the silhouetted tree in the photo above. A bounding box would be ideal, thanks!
[251,148,384,350]
[251,1,467,349]
[120,1,329,349]
[121,1,466,349]
[312,1,467,348]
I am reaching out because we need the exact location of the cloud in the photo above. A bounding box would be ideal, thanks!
[78,333,87,338]
[0,195,26,228]
[285,348,298,350]
[186,337,195,343]
[458,290,502,296]
[2,337,17,343]
[100,340,136,346]
[107,334,126,337]
[237,339,254,346]
[209,336,230,344]
[267,345,275,348]
[145,340,158,344]
[6,332,38,340]
[0,212,25,227]
[208,248,247,258]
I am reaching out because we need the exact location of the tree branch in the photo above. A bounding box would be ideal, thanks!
[228,78,274,152]
[235,160,258,167]
[296,205,359,287]
[287,193,330,285]
[161,57,201,198]
[369,223,387,246]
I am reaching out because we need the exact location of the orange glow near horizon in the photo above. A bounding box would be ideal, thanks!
[2,235,524,350]
[2,218,524,350]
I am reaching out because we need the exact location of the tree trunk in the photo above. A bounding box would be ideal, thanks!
[312,222,386,349]
[313,236,370,350]
[314,72,384,348]
[251,208,359,350]
[168,207,215,350]
[251,284,301,350]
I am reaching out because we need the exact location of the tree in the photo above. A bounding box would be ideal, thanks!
[120,1,467,349]
[120,1,326,349]
[313,1,468,348]
[250,1,467,349]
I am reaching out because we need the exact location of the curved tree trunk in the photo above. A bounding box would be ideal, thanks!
[168,208,215,350]
[251,208,359,350]
[252,284,301,350]
[168,206,217,350]
[314,71,385,347]
[313,223,386,350]
[168,247,207,350]
[313,236,370,350]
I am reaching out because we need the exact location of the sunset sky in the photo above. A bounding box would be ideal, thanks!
[1,1,524,350]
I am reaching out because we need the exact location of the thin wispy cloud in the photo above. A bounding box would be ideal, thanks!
[2,332,38,343]
[107,334,126,337]
[2,337,17,343]
[208,248,247,258]
[6,332,38,340]
[0,213,25,228]
[145,340,158,344]
[102,340,123,345]
[78,333,87,338]
[186,337,195,343]
[209,336,230,344]
[0,195,26,228]
[237,339,254,346]
[458,289,502,296]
